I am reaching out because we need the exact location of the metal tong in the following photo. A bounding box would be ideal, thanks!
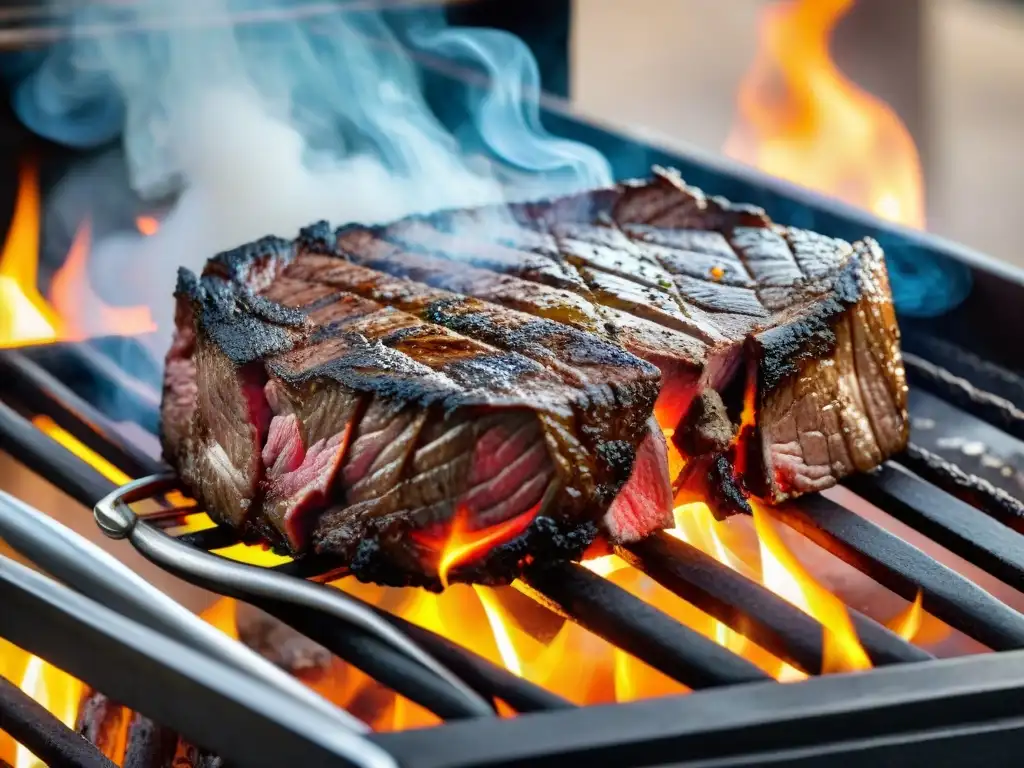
[93,473,494,718]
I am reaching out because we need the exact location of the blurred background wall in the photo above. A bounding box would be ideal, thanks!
[569,0,1024,268]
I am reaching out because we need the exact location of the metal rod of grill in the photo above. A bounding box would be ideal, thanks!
[0,673,116,768]
[897,443,1024,533]
[22,341,162,437]
[904,353,1024,442]
[0,558,393,768]
[617,532,931,671]
[901,333,1024,408]
[776,496,1024,650]
[519,562,771,688]
[846,462,1024,592]
[0,350,163,479]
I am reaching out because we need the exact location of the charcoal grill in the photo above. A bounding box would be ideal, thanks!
[2,30,1024,768]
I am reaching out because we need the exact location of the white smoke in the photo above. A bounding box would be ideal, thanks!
[34,0,610,354]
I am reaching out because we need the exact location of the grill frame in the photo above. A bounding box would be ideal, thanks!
[1,52,1024,768]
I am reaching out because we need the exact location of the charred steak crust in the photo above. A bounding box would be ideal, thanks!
[163,167,909,584]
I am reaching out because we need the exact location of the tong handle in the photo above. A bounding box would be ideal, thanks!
[95,474,495,719]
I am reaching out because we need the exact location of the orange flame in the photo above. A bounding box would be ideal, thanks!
[0,161,156,350]
[725,0,925,228]
[50,219,157,338]
[0,163,59,347]
[11,653,83,768]
[887,589,924,642]
[752,500,871,673]
[31,416,133,486]
[135,215,161,237]
[416,504,540,589]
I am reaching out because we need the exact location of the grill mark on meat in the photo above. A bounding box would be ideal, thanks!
[335,229,606,332]
[673,275,770,319]
[285,243,684,438]
[784,228,853,281]
[376,218,722,352]
[622,225,754,285]
[549,222,676,290]
[383,218,589,294]
[728,227,807,311]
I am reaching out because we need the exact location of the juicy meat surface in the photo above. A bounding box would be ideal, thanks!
[161,167,908,585]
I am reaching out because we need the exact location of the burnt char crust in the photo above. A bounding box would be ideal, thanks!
[322,514,599,591]
[204,235,296,289]
[183,271,306,366]
[749,241,866,393]
[420,296,652,373]
[267,332,465,409]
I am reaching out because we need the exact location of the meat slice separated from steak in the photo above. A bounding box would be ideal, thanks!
[164,241,665,585]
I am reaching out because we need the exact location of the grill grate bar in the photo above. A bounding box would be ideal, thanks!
[897,443,1024,533]
[0,557,385,768]
[775,496,1024,651]
[0,350,163,479]
[255,598,497,720]
[905,353,1024,441]
[20,340,162,437]
[901,334,1024,408]
[0,399,114,508]
[519,562,772,688]
[0,672,116,768]
[617,533,930,672]
[846,462,1024,592]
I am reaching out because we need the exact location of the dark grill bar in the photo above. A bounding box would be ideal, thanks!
[519,562,772,688]
[0,557,382,768]
[901,333,1024,408]
[775,496,1024,650]
[0,350,162,479]
[846,462,1024,592]
[905,353,1024,442]
[616,532,931,671]
[0,673,116,768]
[898,442,1024,533]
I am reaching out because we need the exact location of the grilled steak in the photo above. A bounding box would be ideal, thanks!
[161,166,908,585]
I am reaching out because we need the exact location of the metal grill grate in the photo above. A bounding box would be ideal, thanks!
[2,328,1023,747]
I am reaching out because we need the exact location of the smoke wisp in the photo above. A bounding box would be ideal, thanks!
[25,0,610,353]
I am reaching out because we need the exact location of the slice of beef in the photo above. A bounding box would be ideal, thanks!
[747,238,908,501]
[162,268,301,530]
[166,237,664,585]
